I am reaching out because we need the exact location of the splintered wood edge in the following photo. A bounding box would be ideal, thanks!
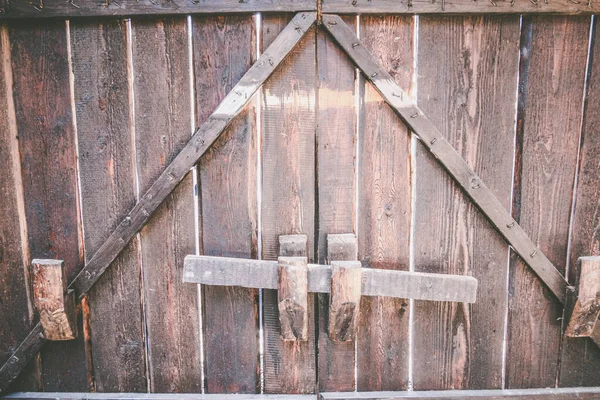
[566,257,600,337]
[329,261,361,341]
[183,256,478,303]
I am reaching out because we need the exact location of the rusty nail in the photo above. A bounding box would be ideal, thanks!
[507,221,516,228]
[411,113,419,118]
[352,42,360,48]
[328,20,337,25]
[530,249,538,258]
[430,138,437,145]
[371,72,378,78]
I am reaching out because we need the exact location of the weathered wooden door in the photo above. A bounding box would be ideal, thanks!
[1,3,600,397]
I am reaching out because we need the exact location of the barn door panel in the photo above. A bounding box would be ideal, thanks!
[131,17,201,393]
[193,14,260,394]
[71,19,147,392]
[316,16,357,393]
[261,14,317,394]
[506,15,590,389]
[10,21,90,392]
[356,15,414,392]
[412,16,520,390]
[558,17,600,388]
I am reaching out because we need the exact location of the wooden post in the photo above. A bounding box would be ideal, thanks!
[278,235,309,341]
[32,259,77,341]
[566,257,600,339]
[329,261,361,342]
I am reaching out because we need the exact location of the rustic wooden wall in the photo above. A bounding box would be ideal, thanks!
[1,10,600,395]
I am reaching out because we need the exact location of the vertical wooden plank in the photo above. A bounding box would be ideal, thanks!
[507,16,590,389]
[0,24,40,392]
[70,20,147,392]
[131,17,202,393]
[413,16,520,390]
[193,15,259,393]
[316,16,357,392]
[9,21,89,392]
[356,15,412,392]
[262,14,317,394]
[559,20,600,388]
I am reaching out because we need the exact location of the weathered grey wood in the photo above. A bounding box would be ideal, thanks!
[0,0,316,18]
[3,394,314,400]
[319,387,600,399]
[321,13,568,304]
[0,12,316,394]
[566,257,600,338]
[70,11,315,298]
[329,261,361,342]
[327,234,357,262]
[321,0,600,14]
[280,235,309,258]
[32,260,77,341]
[278,257,309,341]
[183,255,477,302]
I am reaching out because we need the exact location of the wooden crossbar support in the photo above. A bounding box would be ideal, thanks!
[183,256,478,303]
[321,0,600,14]
[566,257,600,347]
[0,0,316,19]
[32,259,77,341]
[321,13,569,304]
[0,13,316,393]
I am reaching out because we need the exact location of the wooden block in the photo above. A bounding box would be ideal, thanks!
[329,261,362,342]
[32,259,77,341]
[279,234,308,257]
[566,257,600,338]
[327,234,358,262]
[278,256,309,341]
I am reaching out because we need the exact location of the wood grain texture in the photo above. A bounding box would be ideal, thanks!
[0,0,316,19]
[132,17,201,393]
[193,15,259,394]
[278,257,309,341]
[321,0,600,14]
[32,260,77,341]
[0,324,45,394]
[70,20,146,392]
[0,24,39,392]
[4,394,314,400]
[412,16,520,390]
[356,15,413,392]
[261,14,317,394]
[322,13,569,304]
[565,257,600,337]
[558,18,600,388]
[9,21,89,392]
[507,16,590,389]
[316,17,357,393]
[329,261,361,342]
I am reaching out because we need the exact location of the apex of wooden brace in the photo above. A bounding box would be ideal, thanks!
[32,259,78,341]
[566,256,600,348]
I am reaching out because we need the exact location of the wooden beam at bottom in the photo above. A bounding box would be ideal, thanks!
[3,394,313,400]
[319,387,600,399]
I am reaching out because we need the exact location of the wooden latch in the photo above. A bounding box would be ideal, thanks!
[327,234,360,342]
[183,234,478,342]
[565,256,600,347]
[32,259,78,341]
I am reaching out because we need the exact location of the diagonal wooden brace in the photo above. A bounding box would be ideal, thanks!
[0,12,317,393]
[321,13,568,304]
[566,257,600,348]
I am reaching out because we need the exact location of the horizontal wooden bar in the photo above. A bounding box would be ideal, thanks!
[322,13,568,304]
[321,0,600,14]
[0,0,316,19]
[319,387,600,399]
[3,394,314,400]
[183,256,478,303]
